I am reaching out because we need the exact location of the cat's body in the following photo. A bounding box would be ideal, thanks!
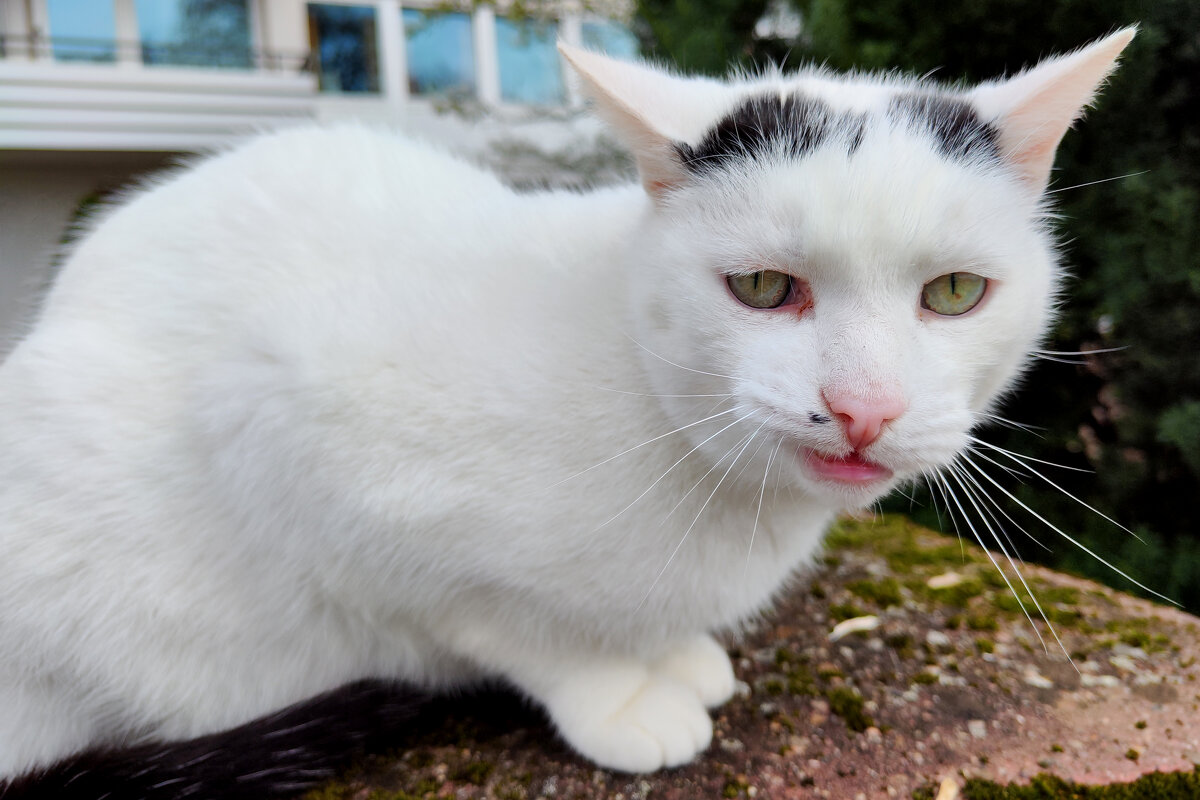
[0,31,1134,793]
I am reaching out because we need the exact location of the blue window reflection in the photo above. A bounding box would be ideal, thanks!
[47,0,117,62]
[403,10,475,96]
[135,0,252,68]
[581,20,638,61]
[496,18,564,106]
[307,3,380,93]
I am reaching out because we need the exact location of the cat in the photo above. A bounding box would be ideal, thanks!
[0,27,1135,798]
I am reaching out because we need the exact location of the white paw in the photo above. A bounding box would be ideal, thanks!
[652,634,736,708]
[539,664,713,773]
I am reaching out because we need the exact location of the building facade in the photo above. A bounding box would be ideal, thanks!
[0,0,636,345]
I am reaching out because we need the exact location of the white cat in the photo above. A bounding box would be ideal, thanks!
[0,28,1133,794]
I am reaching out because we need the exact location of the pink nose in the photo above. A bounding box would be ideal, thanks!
[823,391,907,451]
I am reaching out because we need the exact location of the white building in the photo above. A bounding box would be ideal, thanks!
[0,0,636,344]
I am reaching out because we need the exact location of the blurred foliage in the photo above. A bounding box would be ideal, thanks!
[634,0,1200,610]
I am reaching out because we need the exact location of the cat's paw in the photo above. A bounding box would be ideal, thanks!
[539,665,713,773]
[652,634,736,708]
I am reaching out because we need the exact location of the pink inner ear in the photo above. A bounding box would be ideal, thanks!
[979,28,1135,192]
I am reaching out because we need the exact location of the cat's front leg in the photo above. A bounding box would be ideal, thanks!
[650,633,736,708]
[515,657,714,773]
[504,635,734,773]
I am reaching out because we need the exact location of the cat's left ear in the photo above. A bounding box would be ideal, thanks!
[559,43,726,202]
[971,27,1137,193]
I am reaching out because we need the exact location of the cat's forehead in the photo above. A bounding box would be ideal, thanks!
[675,73,1002,177]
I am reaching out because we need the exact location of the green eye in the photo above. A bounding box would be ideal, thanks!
[921,272,987,316]
[728,270,792,309]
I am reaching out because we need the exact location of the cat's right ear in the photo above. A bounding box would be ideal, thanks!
[559,43,719,202]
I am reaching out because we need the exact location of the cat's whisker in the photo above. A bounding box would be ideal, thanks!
[1045,170,1148,194]
[968,443,1136,538]
[960,457,1176,605]
[957,450,1051,553]
[548,406,740,488]
[968,436,1092,474]
[746,437,785,579]
[731,421,776,486]
[950,459,1032,557]
[591,411,756,532]
[936,468,1051,652]
[589,386,736,399]
[1033,347,1127,356]
[622,333,737,381]
[976,412,1045,435]
[638,422,767,611]
[944,465,1074,664]
[657,424,761,529]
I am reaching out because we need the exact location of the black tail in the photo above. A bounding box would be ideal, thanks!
[0,680,430,800]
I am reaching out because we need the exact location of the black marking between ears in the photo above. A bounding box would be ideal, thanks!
[887,93,1001,161]
[675,94,867,174]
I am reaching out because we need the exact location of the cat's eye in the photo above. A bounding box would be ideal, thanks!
[728,270,792,309]
[921,272,987,316]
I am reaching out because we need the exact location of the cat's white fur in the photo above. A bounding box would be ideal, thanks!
[0,30,1133,776]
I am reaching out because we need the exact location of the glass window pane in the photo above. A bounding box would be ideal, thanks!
[495,18,563,106]
[581,20,638,61]
[403,9,475,97]
[307,3,380,93]
[134,0,252,68]
[47,0,117,63]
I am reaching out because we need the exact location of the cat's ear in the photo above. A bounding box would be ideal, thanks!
[558,43,719,201]
[971,27,1136,193]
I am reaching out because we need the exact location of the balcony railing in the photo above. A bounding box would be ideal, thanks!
[0,33,311,74]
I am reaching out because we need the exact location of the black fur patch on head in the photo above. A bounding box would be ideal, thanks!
[676,94,867,175]
[888,93,1001,161]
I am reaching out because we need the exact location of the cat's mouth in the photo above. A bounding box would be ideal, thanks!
[801,449,894,485]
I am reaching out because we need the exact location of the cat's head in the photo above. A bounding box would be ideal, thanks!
[561,30,1135,507]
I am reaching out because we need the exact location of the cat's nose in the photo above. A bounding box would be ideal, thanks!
[823,390,907,451]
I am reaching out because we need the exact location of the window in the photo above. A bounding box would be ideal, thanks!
[495,18,563,105]
[581,20,638,61]
[46,0,117,62]
[403,9,475,97]
[135,0,252,68]
[307,4,380,94]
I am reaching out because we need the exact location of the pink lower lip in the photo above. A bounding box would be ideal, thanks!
[803,450,893,484]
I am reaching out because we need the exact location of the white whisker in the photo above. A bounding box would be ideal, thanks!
[969,445,1138,540]
[590,386,735,399]
[638,421,766,610]
[1046,170,1148,194]
[960,457,1175,605]
[746,438,784,578]
[623,333,737,381]
[968,436,1092,473]
[548,406,739,488]
[590,411,756,532]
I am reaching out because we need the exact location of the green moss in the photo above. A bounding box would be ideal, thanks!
[912,672,938,685]
[1136,720,1148,730]
[966,613,999,632]
[886,632,916,659]
[847,577,903,607]
[453,760,495,785]
[1127,749,1141,761]
[829,602,867,621]
[975,637,995,654]
[929,577,986,607]
[1050,743,1064,753]
[961,768,1200,799]
[825,686,874,733]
